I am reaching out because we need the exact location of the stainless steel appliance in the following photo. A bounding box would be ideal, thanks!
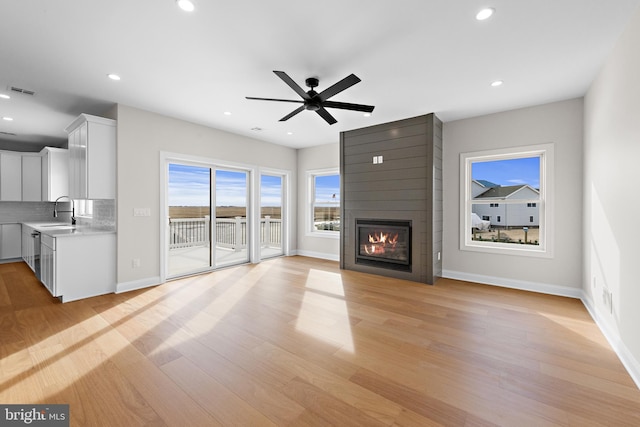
[31,230,41,279]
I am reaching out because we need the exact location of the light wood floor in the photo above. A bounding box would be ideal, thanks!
[1,257,639,426]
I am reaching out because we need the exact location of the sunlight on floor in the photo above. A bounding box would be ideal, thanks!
[537,311,612,351]
[295,269,355,353]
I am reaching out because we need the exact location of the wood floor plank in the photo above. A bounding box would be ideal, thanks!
[161,356,277,426]
[253,341,403,425]
[0,258,639,426]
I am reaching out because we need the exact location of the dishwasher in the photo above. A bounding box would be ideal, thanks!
[31,230,41,280]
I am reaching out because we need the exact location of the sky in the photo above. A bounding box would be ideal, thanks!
[314,174,340,205]
[472,157,540,188]
[168,164,283,207]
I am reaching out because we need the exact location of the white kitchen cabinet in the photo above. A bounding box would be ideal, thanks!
[65,114,116,200]
[0,151,22,201]
[21,154,42,201]
[40,233,56,295]
[0,224,22,260]
[40,147,69,201]
[42,233,115,302]
[21,224,37,272]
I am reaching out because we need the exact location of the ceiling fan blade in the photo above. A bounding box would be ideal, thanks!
[279,106,306,121]
[323,101,375,113]
[315,107,337,125]
[273,71,310,100]
[246,96,304,104]
[318,74,361,102]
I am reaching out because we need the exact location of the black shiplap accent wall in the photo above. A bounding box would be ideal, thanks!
[340,114,442,284]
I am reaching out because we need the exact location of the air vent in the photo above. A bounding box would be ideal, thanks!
[9,86,35,96]
[0,131,17,136]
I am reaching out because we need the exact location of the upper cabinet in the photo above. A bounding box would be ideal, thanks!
[65,114,116,200]
[0,151,23,201]
[0,149,67,202]
[40,147,69,202]
[21,153,42,201]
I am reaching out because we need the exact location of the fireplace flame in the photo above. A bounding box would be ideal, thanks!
[364,231,399,255]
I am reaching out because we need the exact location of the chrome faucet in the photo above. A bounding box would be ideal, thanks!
[54,196,76,225]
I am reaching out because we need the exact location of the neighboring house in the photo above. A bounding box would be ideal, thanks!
[472,184,540,227]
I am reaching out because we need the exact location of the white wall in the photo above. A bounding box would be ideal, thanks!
[583,6,640,385]
[442,98,584,296]
[115,105,298,288]
[296,143,340,260]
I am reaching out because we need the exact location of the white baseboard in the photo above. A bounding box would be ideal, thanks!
[116,276,161,294]
[294,249,340,262]
[441,269,583,298]
[581,296,640,390]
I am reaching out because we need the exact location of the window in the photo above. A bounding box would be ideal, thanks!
[75,200,93,217]
[308,169,340,235]
[460,143,554,257]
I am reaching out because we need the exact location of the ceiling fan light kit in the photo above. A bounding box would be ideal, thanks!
[246,70,375,125]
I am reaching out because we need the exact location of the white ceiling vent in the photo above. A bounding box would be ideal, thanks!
[0,131,17,136]
[9,86,35,96]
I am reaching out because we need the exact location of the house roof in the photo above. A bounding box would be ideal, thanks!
[474,184,539,200]
[1,1,640,150]
[475,180,500,188]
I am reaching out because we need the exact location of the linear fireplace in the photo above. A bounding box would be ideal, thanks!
[340,113,442,284]
[356,219,411,272]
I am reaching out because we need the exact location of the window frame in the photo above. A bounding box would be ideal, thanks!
[307,168,340,238]
[460,143,554,258]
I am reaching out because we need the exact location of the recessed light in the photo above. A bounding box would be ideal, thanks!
[363,113,371,117]
[491,80,503,87]
[0,94,10,100]
[107,73,121,81]
[177,0,195,12]
[223,111,232,116]
[287,132,293,135]
[2,117,14,121]
[476,8,495,21]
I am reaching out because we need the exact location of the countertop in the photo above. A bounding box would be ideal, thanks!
[21,222,116,238]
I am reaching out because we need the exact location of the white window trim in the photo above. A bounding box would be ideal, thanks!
[306,168,340,239]
[459,143,554,258]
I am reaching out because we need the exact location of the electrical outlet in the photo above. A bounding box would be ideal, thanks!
[132,258,141,268]
[437,251,441,261]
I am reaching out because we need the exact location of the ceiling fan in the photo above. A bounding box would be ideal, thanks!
[246,70,375,125]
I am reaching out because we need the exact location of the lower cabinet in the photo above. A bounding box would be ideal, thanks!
[41,234,56,295]
[0,224,22,260]
[40,233,115,302]
[21,225,37,271]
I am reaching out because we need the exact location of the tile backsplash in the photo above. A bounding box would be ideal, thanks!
[77,199,116,229]
[1,199,116,230]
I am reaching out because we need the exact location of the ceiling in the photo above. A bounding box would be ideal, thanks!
[1,1,639,151]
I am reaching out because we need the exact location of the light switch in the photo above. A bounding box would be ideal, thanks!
[378,155,383,163]
[373,156,378,164]
[134,208,151,217]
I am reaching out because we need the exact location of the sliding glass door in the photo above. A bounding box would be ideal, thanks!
[260,173,284,259]
[167,163,212,277]
[166,163,251,278]
[214,169,250,268]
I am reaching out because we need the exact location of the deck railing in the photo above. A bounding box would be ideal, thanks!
[169,216,282,251]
